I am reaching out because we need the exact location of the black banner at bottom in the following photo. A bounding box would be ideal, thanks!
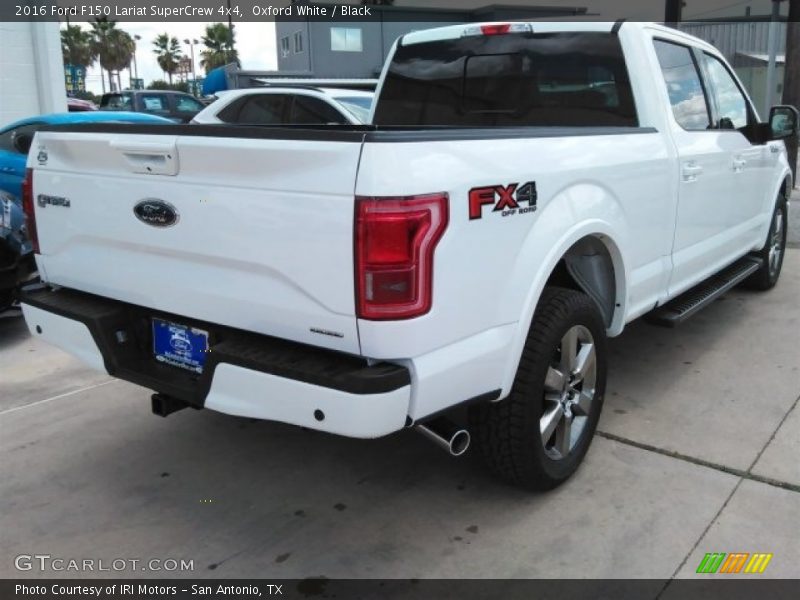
[2,579,799,600]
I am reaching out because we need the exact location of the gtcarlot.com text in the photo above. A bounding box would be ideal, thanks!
[14,554,194,573]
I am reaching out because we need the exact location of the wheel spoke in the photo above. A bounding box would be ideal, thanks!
[544,366,566,393]
[560,327,578,373]
[540,403,564,445]
[555,414,573,456]
[540,324,598,460]
[572,390,593,416]
[573,342,595,381]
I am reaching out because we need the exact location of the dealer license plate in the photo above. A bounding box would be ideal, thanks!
[152,318,209,374]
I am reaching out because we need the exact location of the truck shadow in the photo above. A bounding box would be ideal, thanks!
[0,309,28,347]
[3,280,796,579]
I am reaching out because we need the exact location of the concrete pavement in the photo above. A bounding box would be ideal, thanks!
[789,186,800,248]
[1,253,799,581]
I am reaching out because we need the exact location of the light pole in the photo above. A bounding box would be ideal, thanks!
[764,0,785,117]
[664,0,682,28]
[184,38,199,95]
[226,0,235,56]
[132,34,141,89]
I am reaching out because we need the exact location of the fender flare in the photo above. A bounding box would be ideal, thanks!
[755,167,794,250]
[498,221,628,397]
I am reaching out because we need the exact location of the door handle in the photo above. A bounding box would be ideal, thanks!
[770,145,781,154]
[732,158,747,171]
[682,163,703,182]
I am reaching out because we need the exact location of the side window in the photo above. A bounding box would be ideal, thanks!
[216,97,247,122]
[175,96,203,113]
[290,97,347,125]
[0,124,41,154]
[703,53,749,130]
[222,95,289,125]
[653,40,711,131]
[0,129,18,153]
[102,94,133,110]
[141,94,169,113]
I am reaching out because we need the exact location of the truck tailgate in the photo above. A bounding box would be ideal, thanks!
[30,126,365,354]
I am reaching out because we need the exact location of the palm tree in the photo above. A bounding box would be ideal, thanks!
[89,18,134,92]
[61,25,97,69]
[101,29,135,92]
[199,23,239,74]
[153,33,183,85]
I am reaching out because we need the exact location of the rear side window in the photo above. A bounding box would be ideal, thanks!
[101,93,132,110]
[218,95,289,125]
[175,95,203,113]
[653,40,711,131]
[0,123,42,154]
[290,96,348,124]
[374,32,637,127]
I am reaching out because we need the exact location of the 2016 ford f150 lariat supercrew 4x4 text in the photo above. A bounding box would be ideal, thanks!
[20,23,797,489]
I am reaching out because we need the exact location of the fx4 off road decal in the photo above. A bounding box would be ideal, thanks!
[469,182,537,220]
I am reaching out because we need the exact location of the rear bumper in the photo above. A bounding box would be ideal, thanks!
[20,287,411,438]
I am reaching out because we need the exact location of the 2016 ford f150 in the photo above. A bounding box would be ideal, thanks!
[20,23,797,490]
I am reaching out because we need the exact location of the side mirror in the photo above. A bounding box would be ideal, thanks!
[718,117,735,130]
[769,105,799,140]
[12,132,33,155]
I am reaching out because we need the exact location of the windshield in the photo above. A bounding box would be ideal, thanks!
[335,96,373,123]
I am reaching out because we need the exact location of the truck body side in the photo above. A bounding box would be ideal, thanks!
[20,22,792,451]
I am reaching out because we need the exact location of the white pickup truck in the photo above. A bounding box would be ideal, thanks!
[20,22,797,490]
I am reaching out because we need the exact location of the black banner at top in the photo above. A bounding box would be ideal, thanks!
[2,0,796,23]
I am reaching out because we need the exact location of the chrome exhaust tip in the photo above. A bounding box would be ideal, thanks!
[416,417,471,457]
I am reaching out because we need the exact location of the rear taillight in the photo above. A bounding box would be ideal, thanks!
[355,193,448,320]
[21,168,39,254]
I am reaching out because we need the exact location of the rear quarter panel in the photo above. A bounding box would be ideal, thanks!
[356,130,674,374]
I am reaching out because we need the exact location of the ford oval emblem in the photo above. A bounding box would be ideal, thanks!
[133,199,179,228]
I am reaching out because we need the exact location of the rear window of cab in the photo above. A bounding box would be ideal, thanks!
[374,32,638,127]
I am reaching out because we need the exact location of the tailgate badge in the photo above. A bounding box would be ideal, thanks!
[37,194,70,208]
[134,199,179,228]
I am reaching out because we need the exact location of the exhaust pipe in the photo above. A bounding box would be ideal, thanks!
[151,393,189,418]
[416,417,471,457]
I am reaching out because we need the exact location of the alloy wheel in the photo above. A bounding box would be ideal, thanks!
[768,208,784,278]
[541,325,597,459]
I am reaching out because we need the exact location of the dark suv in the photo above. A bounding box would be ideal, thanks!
[99,90,204,123]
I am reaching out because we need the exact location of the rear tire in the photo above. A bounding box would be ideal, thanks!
[470,287,607,490]
[744,194,788,291]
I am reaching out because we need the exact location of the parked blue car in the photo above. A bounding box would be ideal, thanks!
[0,188,33,310]
[0,111,173,311]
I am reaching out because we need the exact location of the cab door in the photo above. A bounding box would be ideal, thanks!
[652,39,733,296]
[700,51,767,245]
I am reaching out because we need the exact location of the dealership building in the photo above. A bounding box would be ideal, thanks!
[0,21,66,125]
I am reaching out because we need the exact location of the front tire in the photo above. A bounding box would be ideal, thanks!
[745,194,788,290]
[470,287,607,490]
